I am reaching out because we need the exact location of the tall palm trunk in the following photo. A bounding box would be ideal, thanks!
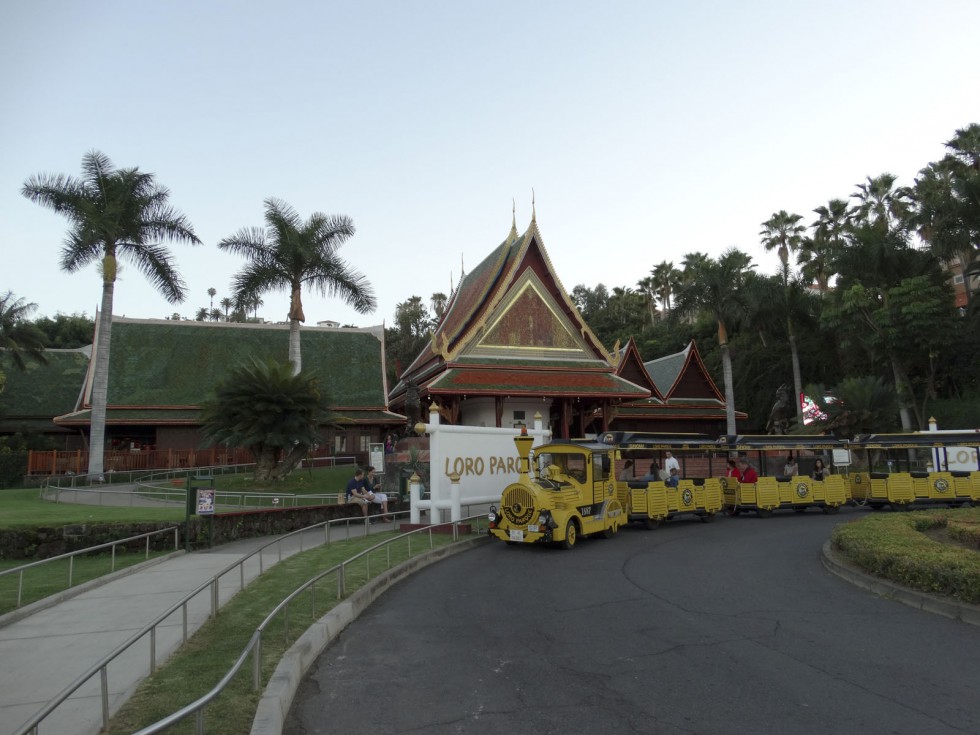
[718,321,737,435]
[89,274,115,478]
[890,357,914,430]
[788,325,803,428]
[288,319,302,374]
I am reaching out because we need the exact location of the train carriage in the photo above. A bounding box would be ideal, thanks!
[718,435,850,517]
[848,432,980,510]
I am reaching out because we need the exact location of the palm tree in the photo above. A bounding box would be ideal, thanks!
[430,292,448,322]
[760,210,809,426]
[759,210,806,270]
[674,248,755,434]
[220,297,233,320]
[199,357,330,482]
[207,287,216,312]
[22,151,200,477]
[651,261,681,314]
[0,291,48,372]
[219,198,376,373]
[908,162,975,305]
[635,276,659,324]
[195,307,208,321]
[802,198,850,292]
[851,174,912,232]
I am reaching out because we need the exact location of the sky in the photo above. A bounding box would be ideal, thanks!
[2,0,979,329]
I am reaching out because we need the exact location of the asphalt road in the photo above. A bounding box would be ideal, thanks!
[285,507,980,735]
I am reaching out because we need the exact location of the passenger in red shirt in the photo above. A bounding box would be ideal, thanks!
[737,458,758,483]
[725,459,742,482]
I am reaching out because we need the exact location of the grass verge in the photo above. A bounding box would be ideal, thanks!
[0,549,175,615]
[832,506,980,604]
[0,488,185,527]
[104,529,461,735]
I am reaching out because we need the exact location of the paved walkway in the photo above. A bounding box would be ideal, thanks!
[0,522,383,735]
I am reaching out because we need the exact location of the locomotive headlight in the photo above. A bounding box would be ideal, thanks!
[537,511,556,528]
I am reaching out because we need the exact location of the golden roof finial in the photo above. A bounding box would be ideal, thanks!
[508,198,518,242]
[531,188,536,222]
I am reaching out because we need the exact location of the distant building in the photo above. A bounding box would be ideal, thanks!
[1,318,404,458]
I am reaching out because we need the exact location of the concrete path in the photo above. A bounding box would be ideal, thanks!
[0,521,386,735]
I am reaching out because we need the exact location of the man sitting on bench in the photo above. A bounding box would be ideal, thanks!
[346,468,374,519]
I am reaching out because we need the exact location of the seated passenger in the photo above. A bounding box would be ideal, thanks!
[665,467,680,488]
[737,458,758,483]
[812,458,829,480]
[640,461,662,483]
[783,455,799,477]
[726,459,741,482]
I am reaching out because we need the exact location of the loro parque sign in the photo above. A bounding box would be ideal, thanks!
[411,408,552,522]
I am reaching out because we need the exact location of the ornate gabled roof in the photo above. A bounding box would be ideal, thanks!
[614,337,664,400]
[643,340,724,402]
[425,367,649,399]
[57,317,403,427]
[391,218,622,402]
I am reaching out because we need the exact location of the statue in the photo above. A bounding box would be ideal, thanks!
[765,383,794,435]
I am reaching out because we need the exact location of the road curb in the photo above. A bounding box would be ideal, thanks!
[821,540,980,627]
[250,535,490,735]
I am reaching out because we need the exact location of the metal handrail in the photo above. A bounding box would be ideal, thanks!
[0,526,181,610]
[13,509,460,735]
[131,514,487,735]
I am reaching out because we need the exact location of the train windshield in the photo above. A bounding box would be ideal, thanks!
[537,451,589,484]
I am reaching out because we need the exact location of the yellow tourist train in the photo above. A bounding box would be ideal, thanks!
[486,429,980,548]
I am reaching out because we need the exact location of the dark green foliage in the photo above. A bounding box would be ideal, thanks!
[199,358,331,482]
[0,450,28,488]
[832,510,980,604]
[31,313,95,348]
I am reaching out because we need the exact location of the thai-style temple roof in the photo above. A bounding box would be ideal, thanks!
[608,338,745,426]
[388,214,742,434]
[390,218,645,407]
[53,317,403,428]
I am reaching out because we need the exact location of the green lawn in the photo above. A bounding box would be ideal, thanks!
[0,549,175,615]
[0,488,185,527]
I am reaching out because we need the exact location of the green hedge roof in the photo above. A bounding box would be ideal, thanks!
[101,318,388,409]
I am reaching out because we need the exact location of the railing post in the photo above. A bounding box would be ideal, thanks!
[17,570,24,608]
[150,627,157,673]
[111,543,117,572]
[101,665,110,731]
[253,635,263,690]
[337,563,345,599]
[183,602,189,642]
[68,555,74,588]
[145,535,150,559]
[211,578,219,617]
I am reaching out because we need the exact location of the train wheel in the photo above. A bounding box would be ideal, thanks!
[726,507,741,516]
[868,502,885,510]
[643,517,661,530]
[599,522,618,539]
[821,504,840,515]
[757,508,773,519]
[561,519,578,549]
[700,512,716,523]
